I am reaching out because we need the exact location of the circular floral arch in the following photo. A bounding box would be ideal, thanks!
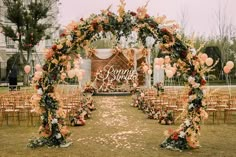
[28,0,215,150]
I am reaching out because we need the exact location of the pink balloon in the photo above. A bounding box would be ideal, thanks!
[226,61,234,69]
[200,53,208,62]
[205,58,213,66]
[24,65,31,74]
[223,66,231,74]
[35,64,41,71]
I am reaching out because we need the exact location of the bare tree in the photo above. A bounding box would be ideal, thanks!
[177,5,189,37]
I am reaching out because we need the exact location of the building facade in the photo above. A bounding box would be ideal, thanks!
[0,0,60,81]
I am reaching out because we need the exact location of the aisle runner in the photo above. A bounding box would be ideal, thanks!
[76,96,150,150]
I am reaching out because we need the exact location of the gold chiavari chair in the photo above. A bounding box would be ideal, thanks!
[224,98,236,123]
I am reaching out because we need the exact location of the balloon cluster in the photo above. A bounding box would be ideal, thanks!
[200,53,214,66]
[154,56,176,78]
[223,61,234,74]
[24,64,42,74]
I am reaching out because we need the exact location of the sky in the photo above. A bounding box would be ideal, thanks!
[58,0,236,37]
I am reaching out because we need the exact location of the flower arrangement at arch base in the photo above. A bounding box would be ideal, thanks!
[27,91,72,148]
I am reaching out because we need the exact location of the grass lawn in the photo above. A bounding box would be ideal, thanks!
[0,95,236,157]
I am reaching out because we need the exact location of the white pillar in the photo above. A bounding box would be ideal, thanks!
[145,49,151,88]
[80,59,91,86]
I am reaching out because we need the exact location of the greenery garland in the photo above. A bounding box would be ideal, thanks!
[28,0,216,150]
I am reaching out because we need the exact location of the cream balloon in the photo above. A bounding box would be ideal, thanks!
[226,61,234,69]
[24,65,31,74]
[205,58,213,66]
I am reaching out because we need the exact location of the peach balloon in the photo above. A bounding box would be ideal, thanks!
[200,53,208,62]
[223,66,231,74]
[24,65,31,74]
[226,61,234,69]
[205,58,213,66]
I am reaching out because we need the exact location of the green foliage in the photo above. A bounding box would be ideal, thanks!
[2,0,57,63]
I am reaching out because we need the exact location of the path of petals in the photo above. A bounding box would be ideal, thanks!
[77,96,148,150]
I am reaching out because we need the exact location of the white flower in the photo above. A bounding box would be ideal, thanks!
[66,35,72,41]
[188,103,194,110]
[190,48,197,56]
[128,31,138,43]
[184,119,191,127]
[51,118,58,124]
[193,83,200,88]
[188,76,195,84]
[145,36,155,48]
[179,131,186,138]
[119,36,127,48]
[56,133,62,139]
[37,88,43,95]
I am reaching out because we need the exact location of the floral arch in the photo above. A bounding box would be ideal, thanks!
[28,0,216,151]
